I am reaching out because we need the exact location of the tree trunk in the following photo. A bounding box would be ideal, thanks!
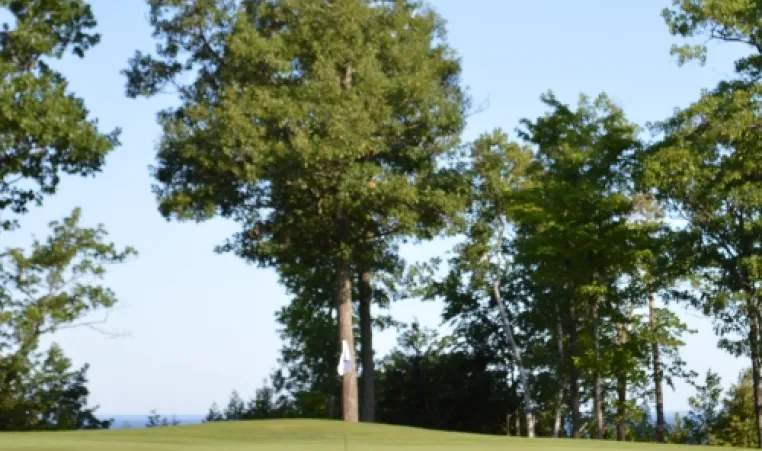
[617,372,627,441]
[493,280,535,437]
[553,306,564,438]
[616,319,628,441]
[336,259,358,423]
[749,309,762,448]
[358,268,375,423]
[568,299,581,438]
[591,300,603,439]
[649,293,666,442]
[515,409,521,436]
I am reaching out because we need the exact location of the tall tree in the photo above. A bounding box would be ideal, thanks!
[125,0,468,422]
[436,129,536,436]
[0,0,120,231]
[644,79,762,448]
[622,194,697,442]
[511,92,643,438]
[659,1,762,446]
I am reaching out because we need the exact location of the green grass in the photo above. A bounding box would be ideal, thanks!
[0,419,746,450]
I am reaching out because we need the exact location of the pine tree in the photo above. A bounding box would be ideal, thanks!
[125,0,468,422]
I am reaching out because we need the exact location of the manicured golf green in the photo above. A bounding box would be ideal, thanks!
[0,419,745,450]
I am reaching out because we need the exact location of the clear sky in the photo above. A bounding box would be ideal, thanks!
[2,0,751,415]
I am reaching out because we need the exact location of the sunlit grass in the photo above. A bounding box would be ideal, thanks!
[0,419,747,450]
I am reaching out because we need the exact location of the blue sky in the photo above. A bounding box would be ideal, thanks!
[3,0,751,415]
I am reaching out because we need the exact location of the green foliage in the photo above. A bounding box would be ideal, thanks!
[644,79,762,361]
[667,368,759,447]
[684,370,723,444]
[146,410,180,428]
[711,369,757,447]
[0,343,110,431]
[0,0,120,230]
[0,208,136,365]
[375,321,514,435]
[205,382,297,422]
[271,246,404,419]
[507,92,649,437]
[663,0,762,75]
[440,128,532,313]
[512,91,643,299]
[0,208,135,430]
[624,403,656,442]
[668,412,691,444]
[125,0,468,267]
[127,0,470,423]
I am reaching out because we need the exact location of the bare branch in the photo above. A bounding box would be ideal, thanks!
[53,310,130,339]
[466,94,490,119]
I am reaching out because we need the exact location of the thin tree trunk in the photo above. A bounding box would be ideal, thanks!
[336,259,358,422]
[506,413,511,436]
[553,305,564,438]
[591,300,603,439]
[749,309,762,448]
[328,395,335,419]
[358,268,375,423]
[568,299,581,438]
[493,280,535,437]
[616,319,628,441]
[492,219,534,438]
[649,293,666,442]
[515,409,521,436]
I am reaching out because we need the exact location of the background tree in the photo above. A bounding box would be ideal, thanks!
[683,370,723,445]
[145,410,180,428]
[712,369,757,447]
[620,194,698,442]
[125,0,468,422]
[429,129,536,436]
[375,321,514,434]
[510,92,644,438]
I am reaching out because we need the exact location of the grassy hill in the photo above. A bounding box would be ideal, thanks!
[0,419,746,450]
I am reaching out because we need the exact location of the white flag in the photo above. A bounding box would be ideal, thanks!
[337,339,354,376]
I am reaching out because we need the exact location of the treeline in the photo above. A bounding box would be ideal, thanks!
[3,1,762,448]
[160,1,762,448]
[209,325,762,447]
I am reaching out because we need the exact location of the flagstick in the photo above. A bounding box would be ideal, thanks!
[337,340,353,451]
[343,371,349,451]
[344,416,348,451]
